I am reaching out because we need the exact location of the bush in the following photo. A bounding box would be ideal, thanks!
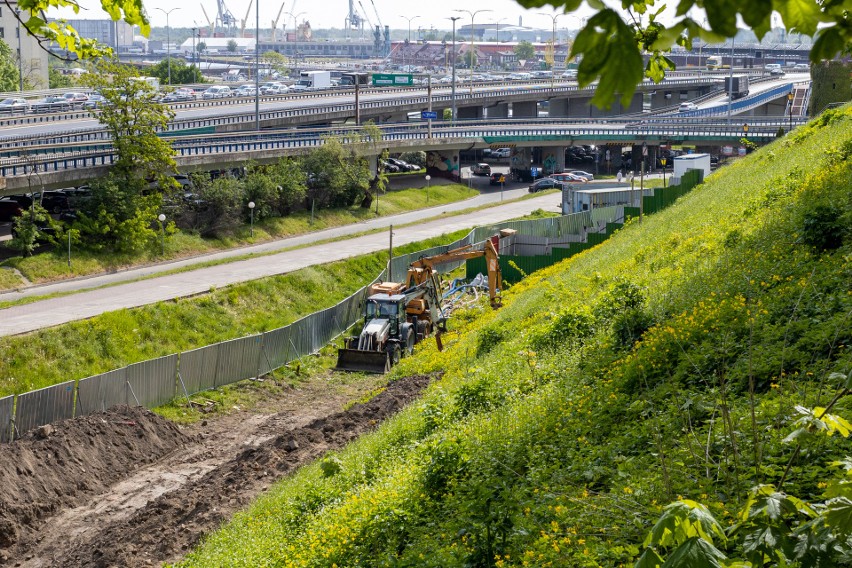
[530,307,596,350]
[399,151,426,168]
[801,203,847,251]
[475,324,506,357]
[178,177,245,238]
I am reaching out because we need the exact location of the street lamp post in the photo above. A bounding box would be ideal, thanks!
[191,27,196,64]
[248,201,256,237]
[399,15,420,71]
[787,91,794,132]
[155,8,180,86]
[538,13,559,89]
[286,11,306,39]
[449,16,461,123]
[15,10,23,92]
[425,175,431,202]
[255,0,260,131]
[455,9,492,96]
[157,214,166,255]
[727,33,735,124]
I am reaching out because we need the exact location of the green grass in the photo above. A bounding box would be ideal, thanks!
[177,108,852,567]
[0,229,470,398]
[0,184,477,290]
[0,267,23,290]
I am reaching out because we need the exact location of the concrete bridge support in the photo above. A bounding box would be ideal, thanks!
[486,103,509,119]
[564,93,644,118]
[512,101,538,119]
[457,106,484,120]
[541,146,566,174]
[548,98,571,118]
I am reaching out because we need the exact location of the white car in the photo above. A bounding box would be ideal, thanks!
[491,148,512,159]
[202,86,232,99]
[679,102,697,112]
[569,170,594,181]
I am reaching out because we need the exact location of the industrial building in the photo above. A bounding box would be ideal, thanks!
[0,1,49,89]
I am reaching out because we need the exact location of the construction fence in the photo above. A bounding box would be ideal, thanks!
[0,171,702,442]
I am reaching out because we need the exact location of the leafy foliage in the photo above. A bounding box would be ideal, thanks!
[0,39,20,92]
[148,59,204,85]
[513,40,535,61]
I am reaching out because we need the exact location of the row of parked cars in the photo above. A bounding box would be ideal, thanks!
[0,92,95,114]
[380,157,421,173]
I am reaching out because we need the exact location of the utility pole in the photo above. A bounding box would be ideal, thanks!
[156,8,180,86]
[255,0,260,131]
[191,27,196,65]
[455,9,491,97]
[538,12,559,89]
[449,16,461,123]
[16,9,23,91]
[727,33,735,124]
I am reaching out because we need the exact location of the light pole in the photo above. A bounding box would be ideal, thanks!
[156,8,180,86]
[787,91,794,132]
[15,9,23,91]
[727,33,735,124]
[157,213,166,255]
[399,15,420,71]
[449,16,461,123]
[425,174,431,202]
[191,27,196,64]
[538,12,559,89]
[286,12,306,39]
[254,0,260,131]
[248,201,256,237]
[454,9,492,96]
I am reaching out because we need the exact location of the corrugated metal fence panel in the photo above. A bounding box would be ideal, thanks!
[14,380,75,437]
[215,335,262,387]
[99,367,129,409]
[179,345,220,395]
[260,325,292,374]
[0,395,13,443]
[126,354,178,408]
[77,373,102,416]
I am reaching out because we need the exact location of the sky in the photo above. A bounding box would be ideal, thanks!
[56,0,602,33]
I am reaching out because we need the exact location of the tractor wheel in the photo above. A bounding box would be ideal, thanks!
[386,343,401,367]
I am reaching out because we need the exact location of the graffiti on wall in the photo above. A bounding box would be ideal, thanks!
[426,150,460,181]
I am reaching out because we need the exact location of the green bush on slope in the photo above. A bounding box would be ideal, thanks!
[180,107,852,567]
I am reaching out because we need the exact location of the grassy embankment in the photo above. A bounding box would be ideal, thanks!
[0,184,477,290]
[178,108,852,566]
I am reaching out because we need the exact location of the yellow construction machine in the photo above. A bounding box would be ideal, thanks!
[335,231,511,373]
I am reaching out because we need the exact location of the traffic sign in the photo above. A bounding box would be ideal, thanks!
[421,111,438,120]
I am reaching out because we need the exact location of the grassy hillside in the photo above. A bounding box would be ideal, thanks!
[179,108,852,567]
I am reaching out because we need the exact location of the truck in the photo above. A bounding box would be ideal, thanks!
[339,72,370,87]
[724,75,749,100]
[335,234,509,373]
[297,70,332,89]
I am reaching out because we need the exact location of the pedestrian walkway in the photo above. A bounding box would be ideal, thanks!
[0,189,559,337]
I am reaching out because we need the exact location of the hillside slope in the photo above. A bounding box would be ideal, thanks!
[180,108,852,567]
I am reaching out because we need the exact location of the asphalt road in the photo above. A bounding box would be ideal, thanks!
[0,180,560,337]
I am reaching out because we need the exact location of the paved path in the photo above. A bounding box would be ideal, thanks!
[0,187,560,337]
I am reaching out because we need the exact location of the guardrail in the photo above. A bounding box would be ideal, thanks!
[676,83,794,118]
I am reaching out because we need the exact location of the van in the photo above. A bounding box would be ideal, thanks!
[202,86,232,99]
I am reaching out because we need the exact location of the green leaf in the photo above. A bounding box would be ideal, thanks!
[703,0,740,36]
[825,497,852,536]
[738,0,773,39]
[662,537,727,568]
[811,27,847,63]
[570,9,644,109]
[774,0,828,37]
[634,547,664,568]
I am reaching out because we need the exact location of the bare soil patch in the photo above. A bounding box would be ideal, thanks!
[0,373,435,567]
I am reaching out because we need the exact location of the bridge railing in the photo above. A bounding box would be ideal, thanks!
[676,83,793,118]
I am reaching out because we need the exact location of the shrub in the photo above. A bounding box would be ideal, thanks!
[475,324,506,357]
[801,203,847,251]
[530,306,596,350]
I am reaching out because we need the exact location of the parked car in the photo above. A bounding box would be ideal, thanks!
[0,97,29,113]
[234,84,257,97]
[386,157,419,172]
[551,172,588,183]
[0,198,24,221]
[259,81,284,94]
[60,186,92,208]
[471,163,492,176]
[162,88,197,102]
[12,191,71,213]
[569,170,594,181]
[794,63,810,71]
[380,160,400,173]
[201,86,232,99]
[31,96,72,113]
[490,172,507,186]
[528,178,564,193]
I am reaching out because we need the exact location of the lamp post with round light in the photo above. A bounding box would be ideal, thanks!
[248,201,256,237]
[157,214,166,255]
[787,92,794,132]
[425,175,431,202]
[454,9,492,96]
[155,7,180,86]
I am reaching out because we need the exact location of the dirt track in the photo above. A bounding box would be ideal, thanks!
[0,373,435,567]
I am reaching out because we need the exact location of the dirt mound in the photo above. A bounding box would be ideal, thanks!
[5,373,434,567]
[0,406,188,553]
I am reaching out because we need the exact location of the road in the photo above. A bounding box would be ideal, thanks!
[0,181,561,337]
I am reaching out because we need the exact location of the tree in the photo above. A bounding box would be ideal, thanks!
[462,50,477,69]
[149,59,204,85]
[13,0,148,60]
[48,67,74,89]
[0,39,20,91]
[269,158,307,215]
[76,60,177,252]
[227,39,238,53]
[514,40,535,62]
[196,41,207,55]
[514,0,852,108]
[261,51,290,77]
[809,61,852,115]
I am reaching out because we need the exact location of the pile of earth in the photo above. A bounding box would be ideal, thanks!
[0,405,188,551]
